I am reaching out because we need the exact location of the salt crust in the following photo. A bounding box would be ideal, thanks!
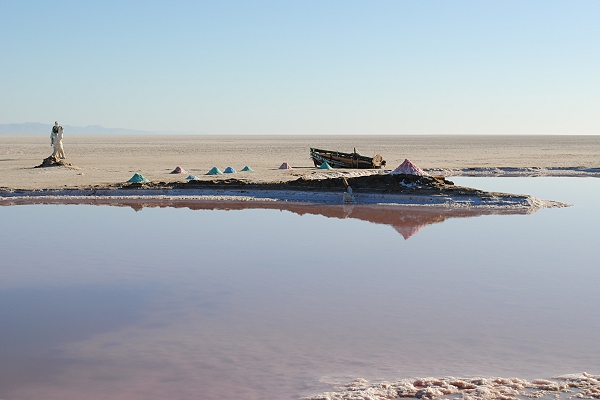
[304,372,600,400]
[427,167,600,178]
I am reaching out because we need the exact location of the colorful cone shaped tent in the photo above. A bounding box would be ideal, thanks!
[279,162,292,170]
[223,166,236,174]
[241,166,254,172]
[128,172,149,183]
[185,175,198,180]
[206,166,223,175]
[171,166,187,174]
[391,159,428,176]
[318,161,332,170]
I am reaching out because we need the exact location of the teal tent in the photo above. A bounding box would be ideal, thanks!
[241,166,254,172]
[318,161,333,170]
[206,166,223,175]
[128,173,149,183]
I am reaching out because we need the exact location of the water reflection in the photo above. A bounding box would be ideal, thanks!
[1,197,536,240]
[0,284,153,395]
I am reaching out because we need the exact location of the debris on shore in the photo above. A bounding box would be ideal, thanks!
[34,155,75,169]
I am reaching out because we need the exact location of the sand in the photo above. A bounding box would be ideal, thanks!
[1,134,599,191]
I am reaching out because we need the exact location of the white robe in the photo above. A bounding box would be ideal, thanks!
[51,126,65,158]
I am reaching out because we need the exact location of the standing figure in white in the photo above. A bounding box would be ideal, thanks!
[50,121,65,159]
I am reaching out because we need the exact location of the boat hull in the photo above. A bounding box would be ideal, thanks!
[310,148,386,169]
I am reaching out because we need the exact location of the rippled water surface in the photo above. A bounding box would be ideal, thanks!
[1,177,599,399]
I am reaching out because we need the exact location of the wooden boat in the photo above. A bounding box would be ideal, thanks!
[310,147,386,169]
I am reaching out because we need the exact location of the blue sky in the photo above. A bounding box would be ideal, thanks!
[1,1,598,134]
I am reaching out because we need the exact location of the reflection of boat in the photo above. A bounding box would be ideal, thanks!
[0,198,533,240]
[310,147,386,169]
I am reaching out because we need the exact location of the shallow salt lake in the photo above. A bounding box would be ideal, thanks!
[1,177,599,399]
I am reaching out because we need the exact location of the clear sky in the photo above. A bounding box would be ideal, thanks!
[1,1,598,134]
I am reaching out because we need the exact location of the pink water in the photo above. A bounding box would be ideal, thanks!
[0,178,599,399]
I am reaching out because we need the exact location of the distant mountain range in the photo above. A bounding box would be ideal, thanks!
[0,123,180,134]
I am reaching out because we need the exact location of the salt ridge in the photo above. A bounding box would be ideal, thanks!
[302,167,600,179]
[304,372,600,400]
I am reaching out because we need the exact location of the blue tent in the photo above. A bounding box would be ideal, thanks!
[223,166,237,174]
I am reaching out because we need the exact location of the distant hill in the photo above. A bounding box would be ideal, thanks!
[0,123,50,134]
[0,123,160,135]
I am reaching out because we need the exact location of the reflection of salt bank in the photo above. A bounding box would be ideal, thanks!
[0,198,555,240]
[304,372,600,400]
[0,187,568,213]
[394,222,428,240]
